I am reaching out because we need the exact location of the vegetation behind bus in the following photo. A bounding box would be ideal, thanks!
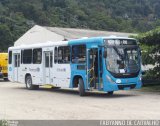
[0,0,159,83]
[0,120,9,126]
[1,0,160,51]
[131,27,160,83]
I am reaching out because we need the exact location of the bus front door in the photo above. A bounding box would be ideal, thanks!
[13,53,20,82]
[44,52,53,84]
[87,48,102,90]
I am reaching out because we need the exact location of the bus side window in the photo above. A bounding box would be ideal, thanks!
[58,47,63,63]
[72,45,86,63]
[54,47,58,64]
[64,46,70,63]
[58,46,70,64]
[23,49,32,64]
[33,48,42,64]
[21,50,23,64]
[9,51,12,64]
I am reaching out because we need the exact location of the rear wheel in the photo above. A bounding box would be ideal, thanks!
[25,75,39,90]
[107,91,114,95]
[78,78,85,96]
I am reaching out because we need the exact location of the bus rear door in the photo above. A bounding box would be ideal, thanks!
[44,51,53,84]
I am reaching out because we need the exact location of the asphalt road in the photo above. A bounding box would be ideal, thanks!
[0,80,160,120]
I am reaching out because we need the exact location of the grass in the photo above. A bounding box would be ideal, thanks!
[0,120,8,126]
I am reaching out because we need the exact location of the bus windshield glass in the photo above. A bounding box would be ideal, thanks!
[104,39,140,75]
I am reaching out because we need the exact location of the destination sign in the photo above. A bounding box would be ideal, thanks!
[104,39,137,46]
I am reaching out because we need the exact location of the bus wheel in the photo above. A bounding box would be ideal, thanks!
[78,78,85,96]
[4,78,8,81]
[26,76,39,90]
[107,91,114,95]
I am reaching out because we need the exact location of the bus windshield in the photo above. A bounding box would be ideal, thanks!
[104,39,140,76]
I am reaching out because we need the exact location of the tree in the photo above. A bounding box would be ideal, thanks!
[0,24,13,51]
[138,27,160,80]
[1,0,160,51]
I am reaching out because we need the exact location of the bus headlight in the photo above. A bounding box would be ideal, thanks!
[139,77,142,81]
[139,75,142,81]
[116,79,121,84]
[106,75,115,84]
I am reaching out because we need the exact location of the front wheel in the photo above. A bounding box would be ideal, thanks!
[78,78,85,96]
[4,78,8,81]
[25,76,39,90]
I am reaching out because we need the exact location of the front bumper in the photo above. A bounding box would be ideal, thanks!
[103,81,142,92]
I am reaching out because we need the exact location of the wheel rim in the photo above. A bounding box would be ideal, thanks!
[26,78,31,88]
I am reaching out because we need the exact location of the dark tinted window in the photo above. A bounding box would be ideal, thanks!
[23,49,32,64]
[72,45,86,63]
[9,51,12,64]
[21,50,23,64]
[54,47,58,63]
[50,52,53,67]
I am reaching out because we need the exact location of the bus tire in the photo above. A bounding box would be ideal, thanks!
[78,78,85,96]
[108,91,114,95]
[4,78,8,81]
[25,75,39,90]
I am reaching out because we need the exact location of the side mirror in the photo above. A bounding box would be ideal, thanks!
[103,51,107,58]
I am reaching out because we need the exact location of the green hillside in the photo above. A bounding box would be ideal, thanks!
[0,0,160,51]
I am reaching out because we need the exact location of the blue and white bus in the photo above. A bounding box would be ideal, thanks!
[8,36,142,96]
